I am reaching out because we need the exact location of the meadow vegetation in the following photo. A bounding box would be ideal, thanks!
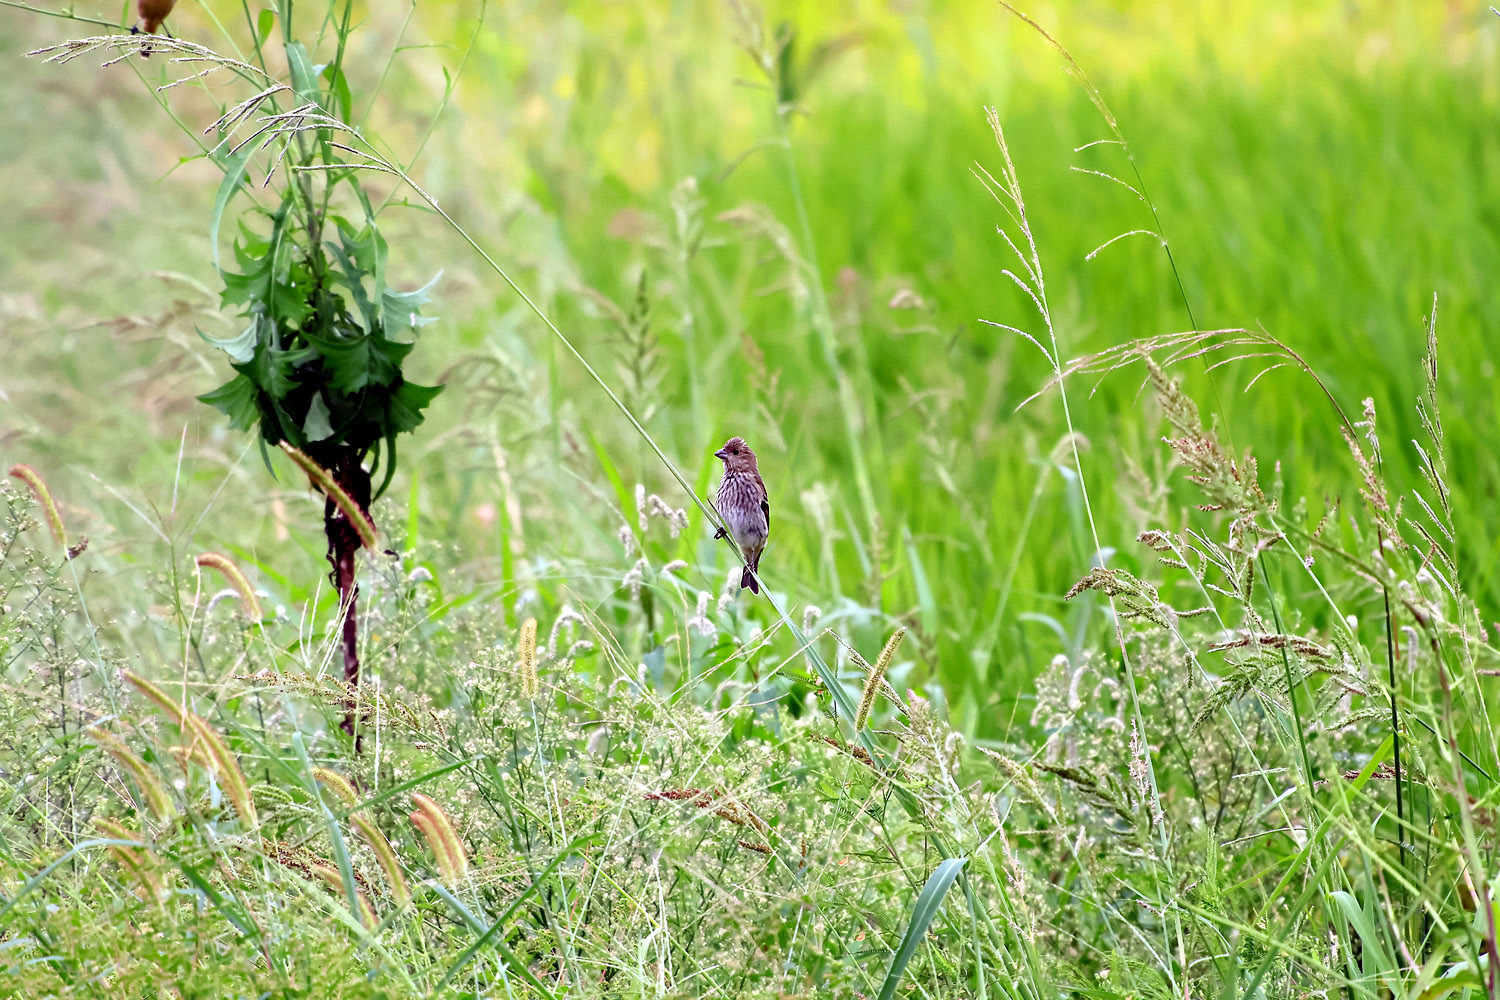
[0,1,1497,997]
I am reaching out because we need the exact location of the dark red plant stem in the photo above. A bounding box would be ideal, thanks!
[321,448,373,751]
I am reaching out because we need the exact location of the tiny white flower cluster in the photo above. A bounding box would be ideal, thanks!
[633,483,689,538]
[686,592,716,638]
[621,558,648,598]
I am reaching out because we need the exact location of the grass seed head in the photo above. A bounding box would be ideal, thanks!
[518,617,539,700]
[855,626,906,731]
[410,793,467,887]
[194,552,263,622]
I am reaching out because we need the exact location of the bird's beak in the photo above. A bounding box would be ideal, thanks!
[714,448,728,460]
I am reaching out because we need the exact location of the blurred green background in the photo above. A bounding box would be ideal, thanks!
[1,0,1495,736]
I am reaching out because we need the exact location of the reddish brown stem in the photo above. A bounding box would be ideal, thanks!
[319,448,373,751]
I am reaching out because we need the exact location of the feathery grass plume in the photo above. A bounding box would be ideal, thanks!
[312,767,359,805]
[644,788,769,833]
[120,670,188,727]
[310,863,378,928]
[517,617,539,699]
[855,627,906,731]
[182,713,258,829]
[351,813,411,907]
[90,728,174,822]
[194,552,264,622]
[94,818,167,901]
[278,442,378,551]
[410,793,468,887]
[7,463,84,557]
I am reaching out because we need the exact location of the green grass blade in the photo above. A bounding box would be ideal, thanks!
[876,856,968,1000]
[435,833,599,990]
[208,151,250,272]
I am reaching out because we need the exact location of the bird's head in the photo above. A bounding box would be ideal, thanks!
[714,436,758,472]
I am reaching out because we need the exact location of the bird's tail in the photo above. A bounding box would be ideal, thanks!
[741,565,759,595]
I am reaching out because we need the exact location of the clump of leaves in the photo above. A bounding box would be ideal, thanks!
[200,197,441,495]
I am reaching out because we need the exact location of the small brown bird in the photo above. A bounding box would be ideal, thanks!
[132,0,178,57]
[713,436,770,595]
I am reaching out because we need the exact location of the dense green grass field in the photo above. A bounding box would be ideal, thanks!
[1,2,1497,997]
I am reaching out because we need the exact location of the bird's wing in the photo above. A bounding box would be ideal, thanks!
[760,495,770,534]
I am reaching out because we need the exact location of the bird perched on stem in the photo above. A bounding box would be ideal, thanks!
[713,436,769,595]
[132,0,178,57]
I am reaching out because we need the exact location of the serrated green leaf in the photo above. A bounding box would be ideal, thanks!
[382,271,442,334]
[326,238,378,331]
[387,380,443,434]
[198,375,261,431]
[198,319,260,364]
[220,255,273,311]
[306,330,412,393]
[233,337,315,400]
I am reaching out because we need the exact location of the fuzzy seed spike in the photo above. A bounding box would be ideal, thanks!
[312,767,359,805]
[278,442,378,550]
[183,713,258,829]
[352,813,410,907]
[518,617,539,700]
[90,728,175,822]
[194,552,264,621]
[120,670,188,727]
[310,862,378,928]
[8,463,72,551]
[410,793,468,887]
[855,627,906,731]
[95,818,167,901]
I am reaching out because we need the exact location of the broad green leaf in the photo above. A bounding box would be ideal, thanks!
[322,64,353,122]
[1330,890,1395,978]
[198,375,260,431]
[876,857,968,1000]
[285,42,321,104]
[255,8,274,43]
